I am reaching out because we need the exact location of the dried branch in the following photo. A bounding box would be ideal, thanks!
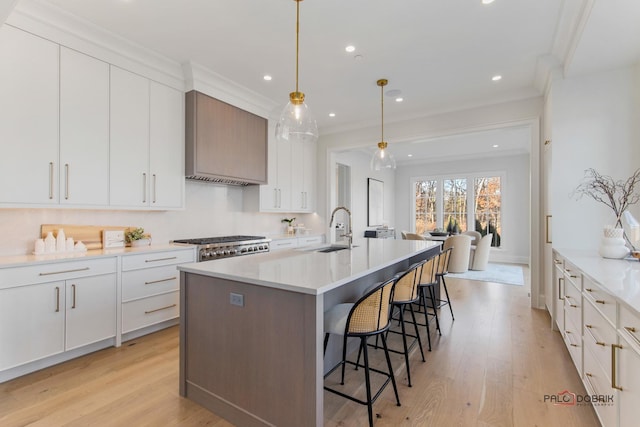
[571,168,640,227]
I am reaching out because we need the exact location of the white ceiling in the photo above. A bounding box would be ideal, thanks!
[14,0,640,160]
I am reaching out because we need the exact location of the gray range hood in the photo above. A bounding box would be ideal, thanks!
[185,90,268,186]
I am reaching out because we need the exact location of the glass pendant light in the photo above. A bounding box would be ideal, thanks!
[370,79,396,170]
[275,0,318,144]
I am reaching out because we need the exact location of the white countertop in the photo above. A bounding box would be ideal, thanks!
[555,248,640,314]
[178,238,440,295]
[0,244,194,268]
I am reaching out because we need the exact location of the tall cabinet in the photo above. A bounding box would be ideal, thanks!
[0,25,59,205]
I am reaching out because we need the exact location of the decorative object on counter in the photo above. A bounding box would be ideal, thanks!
[56,228,66,253]
[74,240,87,252]
[66,237,75,252]
[44,231,56,253]
[622,211,640,250]
[102,229,126,249]
[281,217,296,235]
[572,168,640,257]
[34,238,45,254]
[125,227,152,247]
[274,0,318,145]
[370,78,396,170]
[445,216,460,235]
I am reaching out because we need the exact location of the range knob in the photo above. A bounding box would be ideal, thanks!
[216,251,223,256]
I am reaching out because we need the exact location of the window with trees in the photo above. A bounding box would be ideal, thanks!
[413,174,503,247]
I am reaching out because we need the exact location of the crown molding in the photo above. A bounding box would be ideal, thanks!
[183,61,279,119]
[8,0,184,90]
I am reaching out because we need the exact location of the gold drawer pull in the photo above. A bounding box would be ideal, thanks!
[554,259,562,264]
[585,325,606,346]
[585,288,594,292]
[595,299,606,305]
[565,295,577,308]
[624,326,640,346]
[584,372,598,395]
[145,276,177,285]
[40,267,90,276]
[145,304,177,314]
[612,344,623,391]
[145,257,178,263]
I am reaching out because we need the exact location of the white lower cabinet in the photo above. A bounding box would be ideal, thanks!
[618,331,640,427]
[0,257,116,373]
[270,235,324,251]
[121,248,195,336]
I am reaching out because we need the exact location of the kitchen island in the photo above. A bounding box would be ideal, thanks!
[178,238,440,427]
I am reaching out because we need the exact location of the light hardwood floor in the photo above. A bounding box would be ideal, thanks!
[1,276,599,427]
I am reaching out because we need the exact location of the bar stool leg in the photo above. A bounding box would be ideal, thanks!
[419,287,433,351]
[427,285,442,335]
[408,303,426,362]
[361,336,375,427]
[441,276,455,320]
[380,334,401,407]
[340,334,348,385]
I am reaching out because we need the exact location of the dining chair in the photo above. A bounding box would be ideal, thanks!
[469,233,493,270]
[405,232,426,241]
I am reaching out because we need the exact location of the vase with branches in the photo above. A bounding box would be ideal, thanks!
[572,168,640,227]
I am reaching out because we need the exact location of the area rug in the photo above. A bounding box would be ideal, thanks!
[448,263,524,286]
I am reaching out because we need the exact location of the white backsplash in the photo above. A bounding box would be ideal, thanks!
[0,181,323,256]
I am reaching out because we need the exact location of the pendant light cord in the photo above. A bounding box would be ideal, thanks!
[380,82,384,142]
[295,0,300,94]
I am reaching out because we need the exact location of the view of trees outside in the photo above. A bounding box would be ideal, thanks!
[474,177,502,247]
[414,175,502,247]
[414,180,437,234]
[443,178,467,233]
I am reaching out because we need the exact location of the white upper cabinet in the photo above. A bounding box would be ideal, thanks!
[59,47,110,206]
[109,66,151,207]
[0,25,59,205]
[291,142,316,212]
[149,81,184,209]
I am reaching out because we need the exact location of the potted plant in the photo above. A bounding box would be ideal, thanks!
[125,227,152,247]
[281,218,296,235]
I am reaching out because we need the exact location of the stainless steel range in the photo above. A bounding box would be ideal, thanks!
[172,235,270,262]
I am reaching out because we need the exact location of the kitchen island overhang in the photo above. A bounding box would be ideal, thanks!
[178,238,440,427]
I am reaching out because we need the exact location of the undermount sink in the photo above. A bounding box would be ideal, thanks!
[315,245,357,253]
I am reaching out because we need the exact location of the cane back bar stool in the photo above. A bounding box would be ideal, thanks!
[415,252,442,351]
[323,277,401,427]
[383,261,425,387]
[436,247,455,320]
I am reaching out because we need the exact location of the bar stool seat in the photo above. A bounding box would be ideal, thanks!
[323,277,400,427]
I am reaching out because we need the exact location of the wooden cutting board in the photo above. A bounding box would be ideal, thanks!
[41,224,137,250]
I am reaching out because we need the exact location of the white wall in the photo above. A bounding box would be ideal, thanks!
[394,154,530,263]
[0,181,323,256]
[551,64,640,251]
[331,151,395,241]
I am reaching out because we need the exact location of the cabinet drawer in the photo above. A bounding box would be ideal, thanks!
[564,279,582,330]
[583,298,616,381]
[122,291,179,333]
[564,314,583,374]
[122,265,180,302]
[620,304,640,349]
[583,345,616,427]
[583,276,616,325]
[0,257,117,289]
[563,260,581,291]
[270,239,298,251]
[122,249,194,271]
[297,236,323,247]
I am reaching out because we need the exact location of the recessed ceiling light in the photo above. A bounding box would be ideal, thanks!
[407,154,413,157]
[482,0,495,4]
[492,75,502,81]
[263,75,272,81]
[329,113,336,117]
[492,144,499,148]
[345,45,355,53]
[395,97,404,103]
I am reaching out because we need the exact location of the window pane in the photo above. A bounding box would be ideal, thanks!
[415,180,437,234]
[443,179,467,233]
[474,177,501,247]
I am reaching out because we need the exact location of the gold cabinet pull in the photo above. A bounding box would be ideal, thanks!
[49,162,54,199]
[145,276,177,285]
[554,259,562,265]
[152,173,157,203]
[142,173,147,203]
[565,295,577,308]
[145,304,176,314]
[624,326,640,346]
[71,284,77,309]
[39,267,90,276]
[55,286,60,312]
[65,163,70,200]
[595,299,606,305]
[585,288,593,292]
[545,215,552,244]
[144,256,177,263]
[612,344,623,390]
[558,277,564,300]
[585,324,606,346]
[584,372,598,395]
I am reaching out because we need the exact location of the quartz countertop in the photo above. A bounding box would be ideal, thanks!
[178,238,440,295]
[0,244,195,268]
[555,248,640,314]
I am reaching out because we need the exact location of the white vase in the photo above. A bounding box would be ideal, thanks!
[131,238,151,247]
[599,226,629,259]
